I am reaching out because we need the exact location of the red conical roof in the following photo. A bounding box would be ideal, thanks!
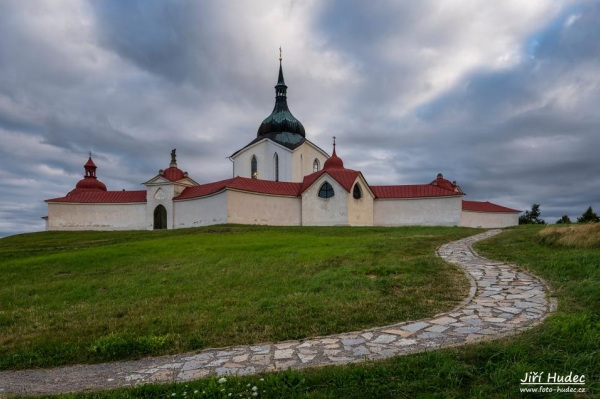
[323,147,344,170]
[84,157,97,168]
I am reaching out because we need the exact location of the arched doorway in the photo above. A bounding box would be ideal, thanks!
[153,205,167,230]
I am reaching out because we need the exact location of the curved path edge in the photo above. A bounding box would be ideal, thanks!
[0,230,556,395]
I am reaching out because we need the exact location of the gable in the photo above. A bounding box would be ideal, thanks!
[231,137,295,159]
[293,139,330,159]
[144,175,173,185]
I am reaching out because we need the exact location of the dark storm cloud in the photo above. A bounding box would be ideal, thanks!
[1,1,599,237]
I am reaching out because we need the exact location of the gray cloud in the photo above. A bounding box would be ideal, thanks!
[1,0,599,237]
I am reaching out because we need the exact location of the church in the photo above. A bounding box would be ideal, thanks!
[44,57,520,230]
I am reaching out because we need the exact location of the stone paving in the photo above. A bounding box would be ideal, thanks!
[0,230,556,395]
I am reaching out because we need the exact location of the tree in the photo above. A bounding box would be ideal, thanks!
[577,206,600,223]
[519,203,546,225]
[556,215,571,224]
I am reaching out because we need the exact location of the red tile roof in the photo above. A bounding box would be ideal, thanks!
[429,174,463,193]
[301,169,360,193]
[175,177,303,200]
[162,166,185,181]
[46,190,146,203]
[74,177,107,191]
[370,184,462,199]
[462,200,521,213]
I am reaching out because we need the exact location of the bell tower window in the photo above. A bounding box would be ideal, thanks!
[313,159,320,172]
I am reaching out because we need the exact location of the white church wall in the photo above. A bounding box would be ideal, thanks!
[47,203,146,231]
[373,196,462,226]
[346,179,374,226]
[227,190,301,225]
[264,141,293,182]
[232,141,266,179]
[174,191,228,228]
[292,142,329,182]
[146,184,176,230]
[302,175,348,226]
[232,140,293,182]
[460,211,519,228]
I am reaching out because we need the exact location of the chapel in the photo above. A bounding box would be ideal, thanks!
[44,56,520,230]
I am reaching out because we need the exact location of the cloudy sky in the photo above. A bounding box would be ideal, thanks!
[1,0,599,237]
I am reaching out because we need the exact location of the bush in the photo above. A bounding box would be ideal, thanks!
[577,206,600,223]
[519,204,546,225]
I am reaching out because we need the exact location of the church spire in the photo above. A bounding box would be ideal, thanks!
[256,50,306,141]
[275,48,287,97]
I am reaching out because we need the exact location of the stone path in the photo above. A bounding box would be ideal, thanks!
[0,230,555,395]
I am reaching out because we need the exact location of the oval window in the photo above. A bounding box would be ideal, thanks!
[353,184,362,199]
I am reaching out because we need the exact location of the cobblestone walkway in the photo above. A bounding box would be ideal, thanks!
[0,230,555,395]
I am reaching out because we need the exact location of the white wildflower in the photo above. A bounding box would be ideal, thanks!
[218,377,227,384]
[252,386,258,392]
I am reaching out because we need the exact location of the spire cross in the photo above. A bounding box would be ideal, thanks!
[333,136,336,149]
[279,47,282,61]
[89,151,92,158]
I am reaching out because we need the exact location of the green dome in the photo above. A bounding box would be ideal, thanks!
[257,61,305,144]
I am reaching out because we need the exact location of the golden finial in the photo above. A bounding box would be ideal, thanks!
[279,47,282,61]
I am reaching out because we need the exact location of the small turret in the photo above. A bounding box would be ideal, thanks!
[70,154,107,194]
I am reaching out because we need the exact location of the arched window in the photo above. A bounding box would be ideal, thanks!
[251,156,258,179]
[274,153,279,181]
[153,205,167,230]
[313,159,320,172]
[318,182,335,198]
[353,183,362,199]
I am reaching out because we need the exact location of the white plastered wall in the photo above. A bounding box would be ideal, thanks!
[373,196,462,226]
[146,183,176,230]
[173,191,228,228]
[346,177,374,226]
[227,190,301,225]
[231,140,293,182]
[47,202,146,231]
[292,141,329,182]
[302,174,348,226]
[460,211,519,228]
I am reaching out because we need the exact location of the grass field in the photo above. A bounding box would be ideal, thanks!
[538,223,600,249]
[21,225,599,399]
[0,225,475,371]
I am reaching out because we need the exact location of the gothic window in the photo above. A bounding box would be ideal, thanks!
[353,183,362,199]
[251,156,258,179]
[318,182,334,198]
[313,159,320,172]
[274,153,279,181]
[153,205,167,230]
